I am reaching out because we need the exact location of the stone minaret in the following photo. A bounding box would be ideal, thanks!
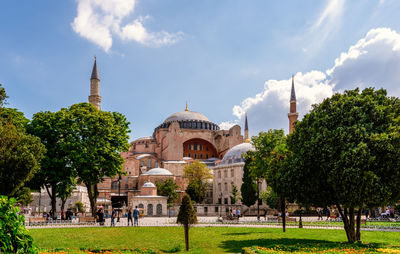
[288,75,298,134]
[89,57,101,110]
[244,113,251,143]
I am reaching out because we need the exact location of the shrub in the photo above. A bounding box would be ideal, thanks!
[0,196,37,253]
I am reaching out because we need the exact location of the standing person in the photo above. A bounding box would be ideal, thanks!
[99,209,104,226]
[133,206,140,227]
[127,208,133,226]
[317,208,323,220]
[237,209,241,218]
[326,208,330,220]
[365,209,369,219]
[111,208,116,227]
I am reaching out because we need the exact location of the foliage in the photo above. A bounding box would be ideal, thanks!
[241,154,257,207]
[285,88,400,243]
[74,201,85,213]
[261,187,279,210]
[14,187,33,206]
[183,160,213,203]
[0,196,37,253]
[0,83,8,107]
[230,184,240,205]
[177,194,197,251]
[156,179,179,206]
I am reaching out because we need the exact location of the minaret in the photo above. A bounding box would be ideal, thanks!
[288,75,299,134]
[244,113,251,143]
[89,57,101,110]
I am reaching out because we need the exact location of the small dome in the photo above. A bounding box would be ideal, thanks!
[164,111,210,123]
[221,142,255,165]
[142,182,156,188]
[142,167,173,176]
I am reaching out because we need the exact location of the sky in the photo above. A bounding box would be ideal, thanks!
[1,0,400,140]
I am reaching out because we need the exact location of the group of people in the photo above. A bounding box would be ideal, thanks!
[108,206,140,227]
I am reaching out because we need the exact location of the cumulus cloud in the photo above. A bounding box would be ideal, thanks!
[225,27,400,136]
[71,0,183,52]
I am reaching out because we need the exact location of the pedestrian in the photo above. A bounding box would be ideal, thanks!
[133,206,140,227]
[317,208,323,220]
[236,209,241,218]
[111,208,116,227]
[365,209,369,219]
[326,208,330,220]
[127,208,133,226]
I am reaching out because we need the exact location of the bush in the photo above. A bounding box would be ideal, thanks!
[0,196,37,253]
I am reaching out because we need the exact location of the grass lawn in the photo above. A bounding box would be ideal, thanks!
[29,226,400,253]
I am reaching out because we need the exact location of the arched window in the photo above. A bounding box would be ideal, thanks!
[138,203,144,209]
[147,204,153,216]
[111,181,119,190]
[156,204,162,216]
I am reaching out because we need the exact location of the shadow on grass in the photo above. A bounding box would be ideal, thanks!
[219,238,384,253]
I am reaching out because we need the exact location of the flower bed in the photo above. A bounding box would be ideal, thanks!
[242,245,400,253]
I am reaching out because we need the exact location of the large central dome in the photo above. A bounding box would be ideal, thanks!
[164,110,210,123]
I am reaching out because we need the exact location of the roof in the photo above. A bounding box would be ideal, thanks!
[221,142,255,165]
[142,167,173,176]
[142,182,156,188]
[291,75,296,101]
[136,154,153,160]
[91,58,99,80]
[163,110,210,123]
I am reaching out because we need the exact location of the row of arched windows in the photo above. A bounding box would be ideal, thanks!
[138,203,163,216]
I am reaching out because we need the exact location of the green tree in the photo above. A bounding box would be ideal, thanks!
[74,201,85,213]
[183,160,213,203]
[251,129,289,232]
[0,83,8,107]
[240,154,257,208]
[64,103,130,216]
[27,110,76,218]
[156,179,179,216]
[177,194,197,251]
[230,184,240,205]
[14,187,33,206]
[0,196,37,253]
[285,88,400,243]
[261,187,279,210]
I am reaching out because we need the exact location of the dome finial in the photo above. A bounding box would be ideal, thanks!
[185,101,189,111]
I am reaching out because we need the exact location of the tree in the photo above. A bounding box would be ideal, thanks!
[261,187,279,210]
[156,179,179,216]
[14,187,33,206]
[251,129,289,232]
[230,185,240,205]
[27,110,76,218]
[0,83,8,107]
[285,88,400,243]
[183,160,213,203]
[177,194,197,251]
[64,103,130,216]
[240,154,257,208]
[74,201,85,213]
[0,196,36,253]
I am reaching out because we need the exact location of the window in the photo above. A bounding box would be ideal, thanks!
[111,181,119,189]
[218,171,221,178]
[194,154,197,159]
[206,154,209,159]
[204,207,208,213]
[224,198,228,204]
[183,145,185,151]
[224,182,228,191]
[224,170,228,177]
[215,207,219,212]
[188,153,191,158]
[206,146,209,151]
[125,184,128,189]
[200,154,203,159]
[231,169,234,177]
[155,162,159,168]
[140,161,144,167]
[200,144,203,151]
[218,183,221,191]
[194,142,197,150]
[147,159,152,168]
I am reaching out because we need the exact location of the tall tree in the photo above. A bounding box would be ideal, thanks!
[64,103,130,216]
[240,155,257,208]
[251,129,289,232]
[183,160,213,203]
[285,88,400,243]
[177,194,197,251]
[27,110,75,217]
[230,185,240,205]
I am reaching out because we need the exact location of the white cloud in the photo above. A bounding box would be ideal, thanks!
[229,27,400,136]
[71,0,182,52]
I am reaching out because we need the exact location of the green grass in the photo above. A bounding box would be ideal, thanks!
[29,226,400,253]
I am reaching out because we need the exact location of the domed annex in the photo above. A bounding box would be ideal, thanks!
[221,142,255,165]
[142,167,173,176]
[142,181,156,188]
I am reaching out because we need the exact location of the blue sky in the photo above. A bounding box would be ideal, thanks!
[1,0,400,140]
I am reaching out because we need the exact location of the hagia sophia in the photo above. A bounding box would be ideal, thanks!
[30,59,298,216]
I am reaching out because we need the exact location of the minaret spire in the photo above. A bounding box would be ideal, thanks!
[288,74,299,134]
[244,112,251,143]
[89,56,101,110]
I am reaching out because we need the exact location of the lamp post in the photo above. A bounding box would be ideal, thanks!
[117,175,121,222]
[299,208,303,228]
[257,179,262,221]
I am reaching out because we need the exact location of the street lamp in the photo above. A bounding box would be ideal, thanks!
[257,179,262,221]
[117,175,121,222]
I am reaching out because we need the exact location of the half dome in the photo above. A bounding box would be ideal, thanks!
[142,167,173,176]
[221,142,255,165]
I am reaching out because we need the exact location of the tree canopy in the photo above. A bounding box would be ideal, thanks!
[284,88,400,243]
[184,160,213,204]
[240,154,257,208]
[156,179,179,206]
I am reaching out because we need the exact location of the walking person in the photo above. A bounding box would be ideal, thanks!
[133,206,140,227]
[127,208,133,226]
[111,208,116,227]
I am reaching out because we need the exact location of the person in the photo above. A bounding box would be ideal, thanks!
[365,209,369,219]
[232,209,236,217]
[127,208,133,226]
[326,208,330,220]
[317,208,323,220]
[133,206,140,227]
[99,209,104,226]
[236,209,241,218]
[111,208,116,227]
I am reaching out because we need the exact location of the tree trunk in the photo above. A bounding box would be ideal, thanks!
[184,224,189,251]
[280,197,286,232]
[46,184,57,219]
[61,198,67,219]
[337,205,356,243]
[85,182,96,217]
[356,208,362,242]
